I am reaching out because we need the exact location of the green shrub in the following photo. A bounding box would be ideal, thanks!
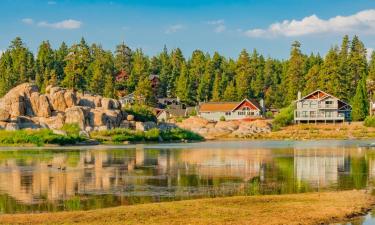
[0,129,85,146]
[189,109,197,116]
[265,111,274,118]
[160,128,204,141]
[219,116,226,121]
[61,123,81,136]
[145,128,160,141]
[123,104,156,122]
[272,104,294,128]
[364,116,375,127]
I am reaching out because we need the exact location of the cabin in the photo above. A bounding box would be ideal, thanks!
[294,90,352,123]
[198,99,264,121]
[119,92,135,106]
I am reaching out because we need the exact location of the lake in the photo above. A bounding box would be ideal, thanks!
[0,140,375,214]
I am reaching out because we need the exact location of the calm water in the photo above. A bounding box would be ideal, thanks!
[1,140,375,214]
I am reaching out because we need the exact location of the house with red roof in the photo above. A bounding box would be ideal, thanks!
[198,99,264,121]
[294,90,352,123]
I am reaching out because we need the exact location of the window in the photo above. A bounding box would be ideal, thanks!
[302,111,308,117]
[242,107,250,111]
[225,112,231,116]
[302,102,309,108]
[325,101,334,107]
[310,101,317,108]
[310,111,316,117]
[325,111,332,117]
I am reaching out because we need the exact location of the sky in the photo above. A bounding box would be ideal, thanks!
[1,0,375,59]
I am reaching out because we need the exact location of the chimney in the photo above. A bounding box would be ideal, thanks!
[297,91,302,100]
[260,99,265,112]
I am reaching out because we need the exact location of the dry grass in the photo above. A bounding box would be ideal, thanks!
[262,122,375,140]
[0,190,373,225]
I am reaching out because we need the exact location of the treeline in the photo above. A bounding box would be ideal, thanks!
[0,35,375,120]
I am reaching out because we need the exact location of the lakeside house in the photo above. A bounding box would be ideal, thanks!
[198,98,264,121]
[294,90,352,123]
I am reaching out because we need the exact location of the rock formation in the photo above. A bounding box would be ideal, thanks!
[177,116,272,139]
[0,83,127,131]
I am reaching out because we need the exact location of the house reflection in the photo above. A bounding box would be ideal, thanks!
[0,146,370,207]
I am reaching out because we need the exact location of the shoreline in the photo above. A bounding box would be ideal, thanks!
[0,190,373,225]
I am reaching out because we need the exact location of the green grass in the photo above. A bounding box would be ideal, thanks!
[0,129,85,146]
[364,116,375,127]
[90,127,203,143]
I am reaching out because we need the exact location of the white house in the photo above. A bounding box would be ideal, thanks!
[198,99,264,121]
[294,90,352,123]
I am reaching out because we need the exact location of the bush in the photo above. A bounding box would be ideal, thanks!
[265,111,274,118]
[123,104,156,122]
[219,116,226,121]
[91,127,203,143]
[160,128,204,141]
[189,109,197,116]
[364,116,375,127]
[272,104,294,128]
[61,123,81,136]
[145,128,160,141]
[0,129,85,146]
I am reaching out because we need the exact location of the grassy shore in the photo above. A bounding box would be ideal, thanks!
[90,128,204,144]
[259,122,375,140]
[0,190,373,225]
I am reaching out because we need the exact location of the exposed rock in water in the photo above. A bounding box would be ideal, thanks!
[177,116,272,139]
[0,83,136,133]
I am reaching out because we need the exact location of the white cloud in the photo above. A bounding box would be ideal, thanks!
[37,19,82,29]
[206,19,226,33]
[47,1,56,5]
[245,9,375,38]
[22,18,34,25]
[165,24,184,34]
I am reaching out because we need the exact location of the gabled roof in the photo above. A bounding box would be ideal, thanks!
[297,89,351,107]
[299,89,331,100]
[199,99,261,112]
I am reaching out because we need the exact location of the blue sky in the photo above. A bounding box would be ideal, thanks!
[1,0,375,59]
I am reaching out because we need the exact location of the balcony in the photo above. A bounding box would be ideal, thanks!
[294,111,345,121]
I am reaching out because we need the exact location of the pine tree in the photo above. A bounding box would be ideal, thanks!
[251,52,265,98]
[197,60,214,102]
[188,50,206,102]
[304,64,321,94]
[223,81,237,101]
[114,41,132,74]
[88,46,114,95]
[338,35,350,101]
[211,71,222,101]
[62,41,91,91]
[170,48,185,97]
[176,63,191,104]
[367,51,375,100]
[128,48,149,93]
[54,42,68,84]
[35,41,54,91]
[318,47,340,96]
[284,41,305,104]
[158,46,172,97]
[134,77,156,106]
[352,78,369,121]
[235,49,251,99]
[348,35,367,99]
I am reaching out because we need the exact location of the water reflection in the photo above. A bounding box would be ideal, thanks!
[0,141,374,213]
